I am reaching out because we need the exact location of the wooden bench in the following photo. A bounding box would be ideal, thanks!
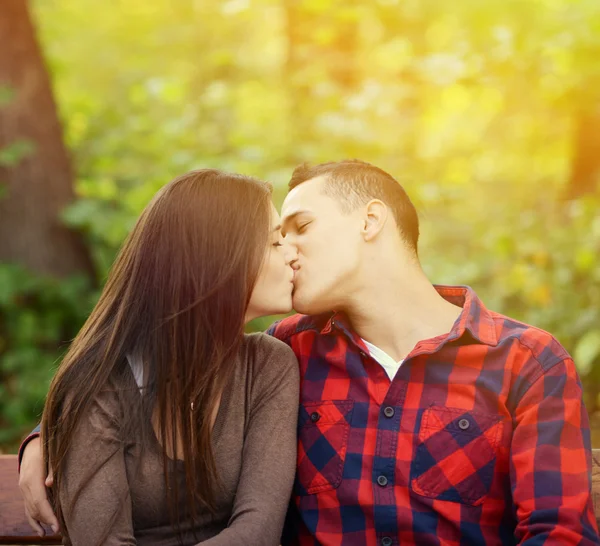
[3,451,600,543]
[0,455,60,544]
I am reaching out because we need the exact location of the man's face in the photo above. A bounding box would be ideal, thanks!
[281,176,364,315]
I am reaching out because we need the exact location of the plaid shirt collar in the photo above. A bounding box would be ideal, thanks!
[320,284,498,349]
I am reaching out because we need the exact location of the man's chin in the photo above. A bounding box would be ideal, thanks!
[291,293,308,315]
[292,292,329,316]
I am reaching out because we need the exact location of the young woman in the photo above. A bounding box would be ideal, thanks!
[33,169,299,545]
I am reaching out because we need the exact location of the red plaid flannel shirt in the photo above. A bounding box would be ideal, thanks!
[268,285,600,546]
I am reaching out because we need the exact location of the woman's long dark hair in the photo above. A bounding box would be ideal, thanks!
[41,169,273,544]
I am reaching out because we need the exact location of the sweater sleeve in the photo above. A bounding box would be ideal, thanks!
[198,336,300,546]
[17,424,41,472]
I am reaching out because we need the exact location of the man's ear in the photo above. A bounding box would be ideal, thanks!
[362,199,388,242]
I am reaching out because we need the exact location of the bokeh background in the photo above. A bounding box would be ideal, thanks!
[1,0,599,452]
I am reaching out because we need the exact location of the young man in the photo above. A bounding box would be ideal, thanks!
[19,160,600,545]
[268,160,600,545]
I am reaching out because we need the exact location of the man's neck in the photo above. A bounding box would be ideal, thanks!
[343,269,462,363]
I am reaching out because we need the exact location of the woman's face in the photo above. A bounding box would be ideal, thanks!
[245,203,295,323]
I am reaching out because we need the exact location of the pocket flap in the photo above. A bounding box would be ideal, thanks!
[299,400,354,427]
[420,406,503,447]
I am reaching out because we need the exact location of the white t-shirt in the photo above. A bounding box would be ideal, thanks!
[126,353,145,390]
[361,339,404,380]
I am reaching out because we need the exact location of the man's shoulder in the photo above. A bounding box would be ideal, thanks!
[489,309,571,370]
[267,312,334,342]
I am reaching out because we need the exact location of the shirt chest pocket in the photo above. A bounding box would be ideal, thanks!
[295,399,354,495]
[410,405,504,506]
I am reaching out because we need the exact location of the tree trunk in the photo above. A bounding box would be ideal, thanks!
[566,103,600,199]
[0,0,94,278]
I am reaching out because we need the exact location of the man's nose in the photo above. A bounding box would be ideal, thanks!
[282,239,298,266]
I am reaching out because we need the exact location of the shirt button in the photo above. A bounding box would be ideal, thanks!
[360,351,367,358]
[383,406,395,418]
[310,412,320,423]
[458,418,470,430]
[381,537,393,546]
[377,475,388,487]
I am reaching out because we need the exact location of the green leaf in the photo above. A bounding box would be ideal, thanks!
[0,85,14,107]
[0,140,36,167]
[574,331,600,376]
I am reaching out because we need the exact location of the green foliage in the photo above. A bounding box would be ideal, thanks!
[0,266,96,450]
[0,139,36,168]
[0,85,15,107]
[2,0,600,449]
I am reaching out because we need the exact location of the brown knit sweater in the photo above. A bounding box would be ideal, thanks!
[59,333,299,546]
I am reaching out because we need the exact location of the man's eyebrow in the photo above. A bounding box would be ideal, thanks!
[281,210,310,226]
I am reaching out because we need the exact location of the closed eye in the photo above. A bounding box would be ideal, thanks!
[297,222,310,234]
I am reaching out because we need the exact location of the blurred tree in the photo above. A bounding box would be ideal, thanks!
[568,104,600,198]
[0,0,94,279]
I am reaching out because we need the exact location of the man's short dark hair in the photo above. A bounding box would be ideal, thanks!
[289,159,419,254]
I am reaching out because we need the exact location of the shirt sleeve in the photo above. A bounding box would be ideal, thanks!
[197,338,300,546]
[59,390,136,546]
[511,357,600,544]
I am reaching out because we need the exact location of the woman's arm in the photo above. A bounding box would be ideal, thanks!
[59,390,136,546]
[198,337,300,546]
